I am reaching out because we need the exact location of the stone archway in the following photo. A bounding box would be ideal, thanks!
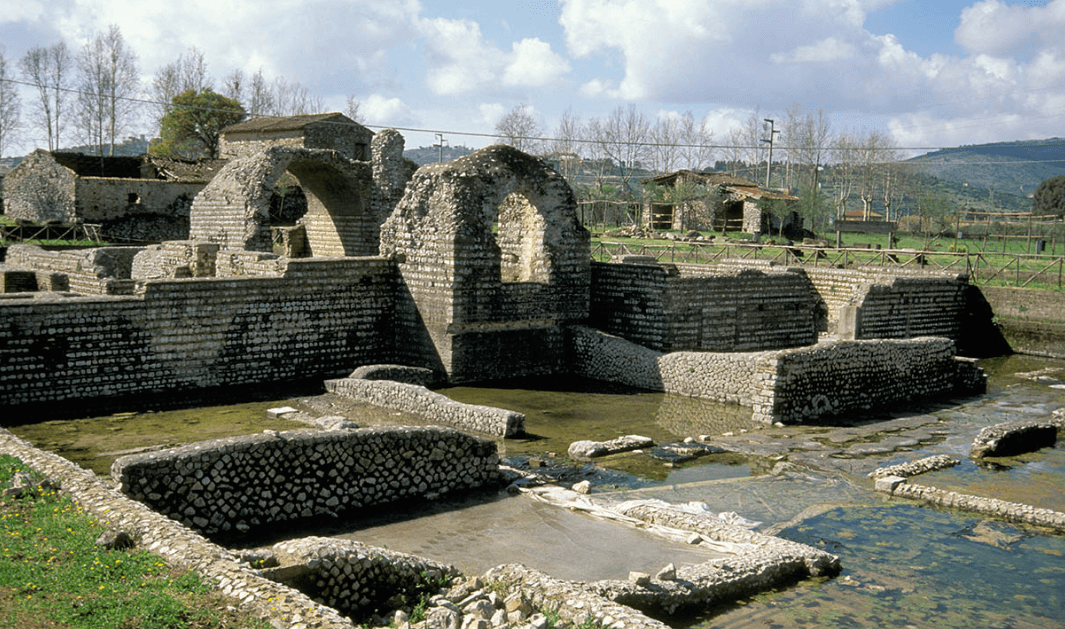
[189,146,374,256]
[380,144,590,382]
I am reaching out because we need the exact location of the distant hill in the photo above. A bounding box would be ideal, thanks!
[404,144,475,166]
[906,138,1065,198]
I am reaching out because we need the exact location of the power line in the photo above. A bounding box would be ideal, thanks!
[5,75,1065,161]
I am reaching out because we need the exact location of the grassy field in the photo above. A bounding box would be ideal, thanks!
[0,455,270,629]
[591,230,1065,290]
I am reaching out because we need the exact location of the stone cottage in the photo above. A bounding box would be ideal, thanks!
[219,113,373,161]
[643,170,799,235]
[3,150,226,241]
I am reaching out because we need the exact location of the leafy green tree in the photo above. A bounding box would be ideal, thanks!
[152,88,245,159]
[1033,176,1065,217]
[796,181,832,235]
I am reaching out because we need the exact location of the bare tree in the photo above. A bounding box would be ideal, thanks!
[681,112,714,172]
[344,95,362,122]
[549,107,583,182]
[494,104,542,153]
[742,106,767,185]
[76,25,140,156]
[246,68,274,116]
[221,69,244,103]
[591,104,650,192]
[150,47,212,128]
[649,113,683,174]
[20,42,72,151]
[0,48,21,157]
[722,127,745,177]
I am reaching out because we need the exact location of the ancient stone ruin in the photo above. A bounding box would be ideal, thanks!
[1,129,984,424]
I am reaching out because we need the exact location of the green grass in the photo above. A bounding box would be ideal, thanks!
[0,455,270,629]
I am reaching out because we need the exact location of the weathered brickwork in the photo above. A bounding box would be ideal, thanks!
[804,267,969,340]
[219,113,373,162]
[189,147,375,256]
[0,257,394,406]
[111,426,499,535]
[380,145,591,383]
[590,261,818,352]
[5,244,141,295]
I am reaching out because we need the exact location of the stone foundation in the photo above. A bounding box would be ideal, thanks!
[567,325,985,424]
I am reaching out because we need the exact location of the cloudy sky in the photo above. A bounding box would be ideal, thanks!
[2,0,1064,158]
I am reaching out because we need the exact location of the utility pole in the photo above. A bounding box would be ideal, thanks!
[434,133,448,163]
[762,118,779,189]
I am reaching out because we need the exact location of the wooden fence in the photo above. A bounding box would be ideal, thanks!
[591,241,1065,289]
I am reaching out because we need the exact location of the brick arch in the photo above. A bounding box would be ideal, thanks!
[380,144,590,382]
[189,146,373,256]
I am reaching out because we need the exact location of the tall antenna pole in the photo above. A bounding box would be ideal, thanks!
[434,133,448,163]
[762,118,779,188]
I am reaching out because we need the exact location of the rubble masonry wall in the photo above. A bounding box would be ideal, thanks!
[111,426,499,536]
[566,326,982,424]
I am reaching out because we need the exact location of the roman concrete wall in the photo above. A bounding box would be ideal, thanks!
[567,325,984,424]
[589,261,818,352]
[324,375,525,438]
[980,286,1065,358]
[0,257,395,407]
[111,426,499,536]
[380,145,591,383]
[804,267,969,340]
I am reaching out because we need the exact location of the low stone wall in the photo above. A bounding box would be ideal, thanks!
[111,427,500,536]
[878,478,1065,533]
[0,428,358,629]
[266,537,460,619]
[981,286,1065,358]
[325,375,525,438]
[567,325,984,424]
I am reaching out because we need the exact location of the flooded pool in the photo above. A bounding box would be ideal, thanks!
[7,355,1065,628]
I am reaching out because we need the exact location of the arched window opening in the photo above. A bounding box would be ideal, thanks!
[495,191,550,284]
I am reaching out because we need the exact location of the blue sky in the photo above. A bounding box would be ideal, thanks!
[2,0,1064,159]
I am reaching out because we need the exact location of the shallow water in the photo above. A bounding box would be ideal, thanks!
[8,355,1065,628]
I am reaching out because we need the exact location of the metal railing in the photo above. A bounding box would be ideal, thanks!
[591,241,1065,289]
[0,222,103,244]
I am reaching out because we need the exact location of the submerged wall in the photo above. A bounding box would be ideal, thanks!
[111,426,499,536]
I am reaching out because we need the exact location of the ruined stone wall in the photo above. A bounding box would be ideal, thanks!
[3,149,77,222]
[567,326,982,424]
[0,257,394,407]
[190,147,375,257]
[380,145,590,383]
[758,338,979,424]
[73,178,202,222]
[589,261,818,352]
[4,244,142,295]
[803,267,969,340]
[111,427,499,536]
[324,375,525,437]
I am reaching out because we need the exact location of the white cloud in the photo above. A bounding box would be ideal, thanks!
[772,37,855,63]
[362,94,416,127]
[955,0,1065,56]
[418,17,570,96]
[503,38,571,87]
[478,103,507,127]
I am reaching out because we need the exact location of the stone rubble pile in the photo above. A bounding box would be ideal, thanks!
[111,426,500,536]
[567,435,654,460]
[970,419,1060,458]
[868,455,960,478]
